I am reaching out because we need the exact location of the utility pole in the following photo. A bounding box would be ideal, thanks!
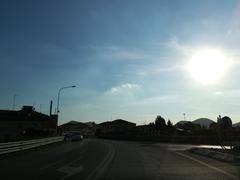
[12,94,18,110]
[49,100,53,116]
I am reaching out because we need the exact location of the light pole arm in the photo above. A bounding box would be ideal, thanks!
[56,85,76,114]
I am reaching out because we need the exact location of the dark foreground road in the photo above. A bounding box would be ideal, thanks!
[1,139,240,180]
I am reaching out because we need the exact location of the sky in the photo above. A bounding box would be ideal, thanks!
[1,0,240,125]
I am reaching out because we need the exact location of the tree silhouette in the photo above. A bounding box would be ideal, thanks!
[217,116,232,129]
[217,115,233,150]
[209,122,218,129]
[155,115,166,129]
[167,119,173,127]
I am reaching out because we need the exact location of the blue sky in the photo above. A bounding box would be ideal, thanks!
[1,0,240,125]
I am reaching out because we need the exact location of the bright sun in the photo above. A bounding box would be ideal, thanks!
[187,49,228,85]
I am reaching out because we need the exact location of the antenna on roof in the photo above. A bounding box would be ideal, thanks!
[183,113,186,121]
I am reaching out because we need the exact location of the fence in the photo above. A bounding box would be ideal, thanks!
[0,136,64,155]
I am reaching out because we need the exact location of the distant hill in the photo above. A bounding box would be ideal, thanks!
[233,122,240,127]
[192,118,215,128]
[98,119,136,126]
[60,121,95,127]
[175,121,191,127]
[67,120,80,125]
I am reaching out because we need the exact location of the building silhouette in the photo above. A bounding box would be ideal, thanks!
[0,106,58,142]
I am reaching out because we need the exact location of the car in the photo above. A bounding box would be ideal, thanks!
[63,132,72,141]
[63,131,83,142]
[71,131,83,141]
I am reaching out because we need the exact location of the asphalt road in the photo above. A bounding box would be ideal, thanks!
[1,139,240,180]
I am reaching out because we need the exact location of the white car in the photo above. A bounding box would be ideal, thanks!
[71,131,83,141]
[64,131,83,141]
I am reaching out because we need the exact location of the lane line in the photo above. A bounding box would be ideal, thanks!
[56,157,84,180]
[84,143,115,180]
[175,152,239,180]
[39,143,88,171]
[39,158,66,171]
[58,165,83,180]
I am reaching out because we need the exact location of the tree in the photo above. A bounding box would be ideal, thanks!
[148,122,155,130]
[217,116,232,129]
[155,115,166,129]
[167,119,173,127]
[217,115,233,150]
[148,122,155,135]
[209,122,218,129]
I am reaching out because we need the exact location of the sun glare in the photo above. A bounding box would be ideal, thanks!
[187,49,228,85]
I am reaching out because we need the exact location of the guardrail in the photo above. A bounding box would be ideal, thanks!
[0,136,64,155]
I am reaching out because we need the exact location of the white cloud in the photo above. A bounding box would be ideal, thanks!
[130,94,184,106]
[103,49,150,61]
[147,64,185,74]
[106,83,141,95]
[213,91,224,96]
[167,36,191,55]
[213,89,240,98]
[80,43,186,76]
[81,45,152,61]
[226,3,240,39]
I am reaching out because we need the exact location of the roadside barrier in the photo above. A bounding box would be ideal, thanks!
[0,136,64,155]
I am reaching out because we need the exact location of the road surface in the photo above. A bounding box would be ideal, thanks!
[0,139,240,180]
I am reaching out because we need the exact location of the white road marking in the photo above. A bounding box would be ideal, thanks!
[39,159,66,171]
[84,143,115,180]
[40,143,88,171]
[175,152,239,180]
[56,156,85,179]
[58,165,83,180]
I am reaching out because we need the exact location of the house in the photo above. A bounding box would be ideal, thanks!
[58,121,96,137]
[0,106,58,142]
[97,119,136,135]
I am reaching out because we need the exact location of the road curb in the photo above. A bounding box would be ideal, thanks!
[189,148,240,163]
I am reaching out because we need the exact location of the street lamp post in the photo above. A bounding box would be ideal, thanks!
[56,85,76,114]
[12,94,19,110]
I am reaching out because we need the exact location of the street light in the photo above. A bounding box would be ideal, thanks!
[57,85,76,114]
[12,94,19,110]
